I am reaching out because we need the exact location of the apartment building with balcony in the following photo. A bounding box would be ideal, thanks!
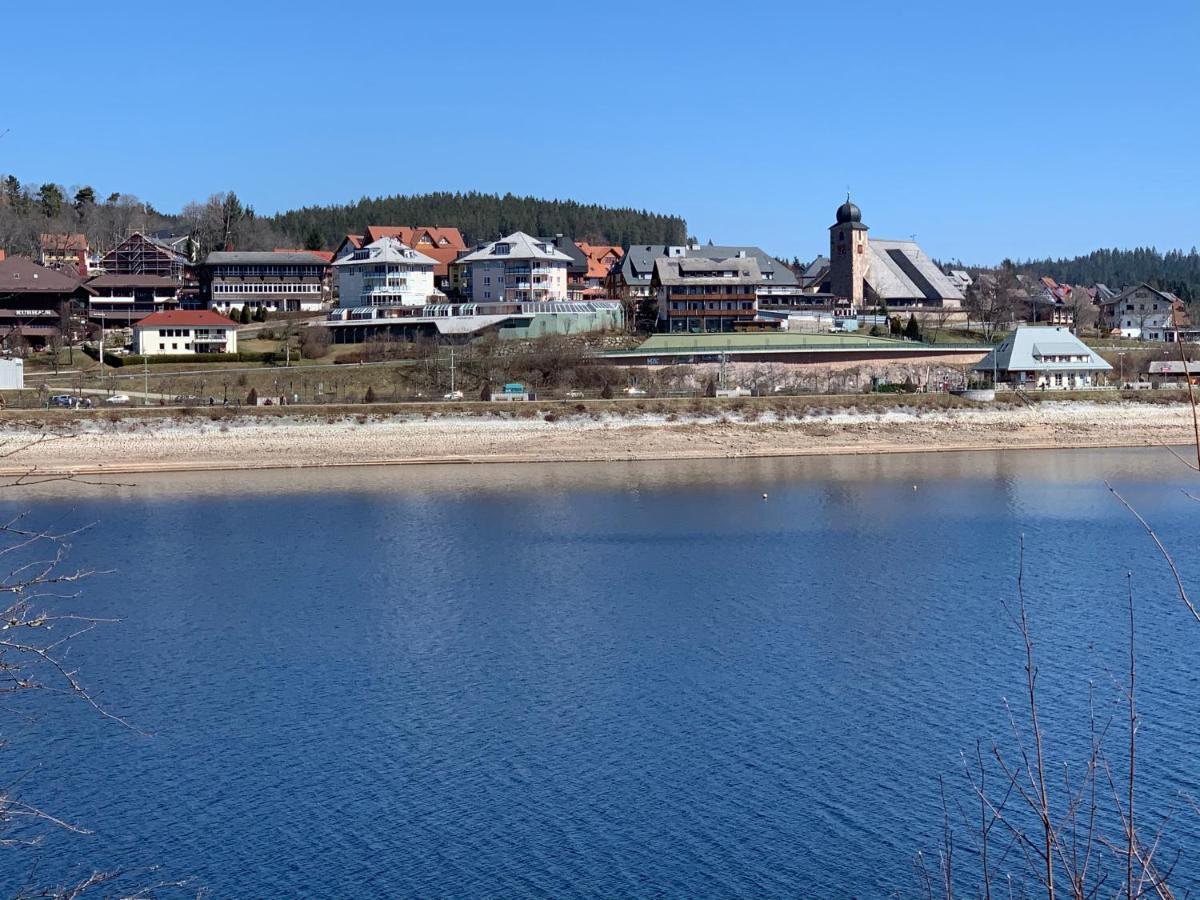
[651,255,762,333]
[199,251,332,312]
[332,237,440,308]
[455,231,572,303]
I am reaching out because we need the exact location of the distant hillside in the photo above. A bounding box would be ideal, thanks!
[271,191,688,250]
[1013,247,1200,302]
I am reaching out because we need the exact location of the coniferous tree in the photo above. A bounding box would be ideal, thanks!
[904,314,921,341]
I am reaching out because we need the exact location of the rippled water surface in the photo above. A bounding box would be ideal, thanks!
[5,449,1200,896]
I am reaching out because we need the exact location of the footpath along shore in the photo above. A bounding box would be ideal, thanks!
[0,398,1196,476]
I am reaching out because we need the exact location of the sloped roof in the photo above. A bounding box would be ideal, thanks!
[365,226,466,251]
[332,237,439,267]
[652,255,761,286]
[136,309,238,328]
[866,239,964,303]
[974,326,1111,373]
[619,245,671,285]
[578,242,624,279]
[456,231,574,264]
[274,248,335,263]
[552,236,589,274]
[0,256,94,295]
[686,245,797,286]
[203,251,329,266]
[40,233,88,252]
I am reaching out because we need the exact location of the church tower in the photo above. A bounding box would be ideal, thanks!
[829,197,868,307]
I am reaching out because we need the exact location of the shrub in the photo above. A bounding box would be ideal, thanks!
[599,383,613,399]
[300,327,332,360]
[363,386,377,404]
[246,387,258,406]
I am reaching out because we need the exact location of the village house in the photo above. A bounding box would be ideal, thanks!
[133,309,238,355]
[0,255,94,350]
[39,233,89,277]
[455,231,573,303]
[577,243,623,294]
[199,251,332,312]
[974,325,1111,390]
[651,255,761,333]
[610,244,686,304]
[332,237,440,308]
[1100,283,1198,341]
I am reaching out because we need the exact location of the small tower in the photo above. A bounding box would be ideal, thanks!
[829,197,868,307]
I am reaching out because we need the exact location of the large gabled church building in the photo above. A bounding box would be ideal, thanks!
[825,199,963,310]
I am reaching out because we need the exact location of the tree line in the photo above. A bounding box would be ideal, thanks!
[0,179,688,261]
[271,190,688,250]
[1012,246,1200,302]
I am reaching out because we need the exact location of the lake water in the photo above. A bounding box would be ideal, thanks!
[4,450,1200,897]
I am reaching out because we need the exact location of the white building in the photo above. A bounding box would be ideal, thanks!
[455,231,572,303]
[332,237,440,308]
[133,309,239,355]
[974,325,1111,390]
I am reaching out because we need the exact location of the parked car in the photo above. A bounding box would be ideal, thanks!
[50,395,79,408]
[443,390,464,401]
[565,390,585,399]
[103,394,131,405]
[624,387,648,397]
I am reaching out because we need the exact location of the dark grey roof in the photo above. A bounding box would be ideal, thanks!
[203,251,328,266]
[619,245,670,286]
[551,236,588,275]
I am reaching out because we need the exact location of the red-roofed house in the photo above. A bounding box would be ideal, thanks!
[577,243,623,292]
[361,227,466,289]
[133,309,239,355]
[333,234,365,260]
[39,233,89,277]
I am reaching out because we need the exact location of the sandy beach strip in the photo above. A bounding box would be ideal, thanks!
[0,400,1195,476]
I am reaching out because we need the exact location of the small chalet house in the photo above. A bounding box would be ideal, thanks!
[133,309,238,355]
[39,233,89,277]
[578,243,623,294]
[455,231,573,302]
[975,325,1112,390]
[651,255,761,333]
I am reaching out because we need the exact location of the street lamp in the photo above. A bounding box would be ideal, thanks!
[1118,351,1126,388]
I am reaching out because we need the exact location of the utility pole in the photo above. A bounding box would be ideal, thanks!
[144,355,149,404]
[449,346,456,394]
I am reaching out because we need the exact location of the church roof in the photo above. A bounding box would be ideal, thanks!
[865,239,964,303]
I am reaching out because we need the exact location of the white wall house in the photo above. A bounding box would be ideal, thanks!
[975,325,1111,390]
[332,237,440,308]
[455,231,572,303]
[134,310,238,355]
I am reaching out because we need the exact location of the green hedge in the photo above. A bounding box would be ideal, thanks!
[83,347,279,367]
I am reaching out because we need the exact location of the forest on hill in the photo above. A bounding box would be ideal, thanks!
[0,178,687,258]
[271,191,688,250]
[1012,247,1200,301]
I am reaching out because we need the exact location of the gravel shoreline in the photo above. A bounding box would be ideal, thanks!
[1,401,1195,476]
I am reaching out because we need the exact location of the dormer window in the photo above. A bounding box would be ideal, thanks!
[493,243,510,256]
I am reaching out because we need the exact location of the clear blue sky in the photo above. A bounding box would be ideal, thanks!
[3,0,1196,264]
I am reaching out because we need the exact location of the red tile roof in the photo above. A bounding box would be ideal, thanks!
[577,242,624,279]
[39,233,88,252]
[364,226,466,277]
[135,309,238,328]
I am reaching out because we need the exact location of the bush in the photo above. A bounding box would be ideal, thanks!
[246,387,258,405]
[363,386,377,404]
[904,314,921,341]
[300,327,332,360]
[479,383,492,401]
[253,306,266,323]
[599,383,613,399]
[239,306,252,325]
